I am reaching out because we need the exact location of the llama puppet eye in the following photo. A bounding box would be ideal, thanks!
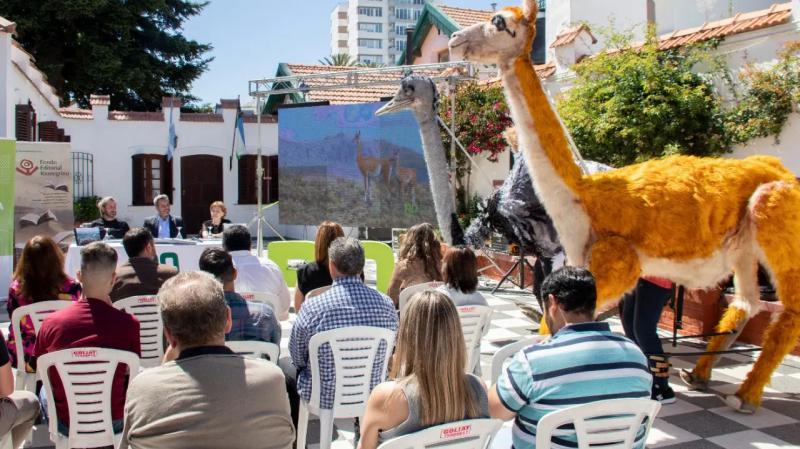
[492,15,516,37]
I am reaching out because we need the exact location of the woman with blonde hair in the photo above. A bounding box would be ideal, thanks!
[294,221,345,311]
[201,201,231,238]
[359,291,488,449]
[6,236,81,368]
[387,223,443,307]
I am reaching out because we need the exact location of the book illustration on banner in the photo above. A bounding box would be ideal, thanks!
[18,209,58,227]
[43,182,69,192]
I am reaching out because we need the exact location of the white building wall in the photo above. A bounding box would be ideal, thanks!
[653,0,776,35]
[730,113,800,175]
[330,2,350,57]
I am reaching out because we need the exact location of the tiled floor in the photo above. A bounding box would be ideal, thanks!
[6,284,800,448]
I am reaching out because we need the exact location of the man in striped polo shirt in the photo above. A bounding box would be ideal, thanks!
[489,266,652,448]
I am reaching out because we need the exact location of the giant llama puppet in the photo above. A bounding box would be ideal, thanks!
[449,0,800,412]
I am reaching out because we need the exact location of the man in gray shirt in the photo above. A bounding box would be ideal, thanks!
[119,272,294,449]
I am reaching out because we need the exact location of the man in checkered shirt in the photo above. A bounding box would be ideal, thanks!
[286,237,398,426]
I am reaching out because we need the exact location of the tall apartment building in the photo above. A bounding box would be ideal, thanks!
[330,0,441,65]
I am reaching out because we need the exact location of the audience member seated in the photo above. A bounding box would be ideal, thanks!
[201,201,231,238]
[359,290,488,449]
[89,196,130,239]
[110,227,178,302]
[223,225,290,320]
[437,247,488,307]
[387,223,443,307]
[0,343,39,449]
[34,242,140,436]
[143,194,183,239]
[199,248,280,345]
[6,236,82,369]
[284,237,398,426]
[119,272,294,449]
[295,221,344,312]
[488,267,652,449]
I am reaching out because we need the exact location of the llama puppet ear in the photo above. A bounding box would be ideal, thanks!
[522,0,538,21]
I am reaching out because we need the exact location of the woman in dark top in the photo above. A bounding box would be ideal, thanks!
[294,221,344,311]
[201,201,231,238]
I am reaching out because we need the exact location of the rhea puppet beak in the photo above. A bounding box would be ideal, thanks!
[375,98,414,116]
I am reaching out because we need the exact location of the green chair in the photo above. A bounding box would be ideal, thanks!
[362,240,395,294]
[267,241,315,288]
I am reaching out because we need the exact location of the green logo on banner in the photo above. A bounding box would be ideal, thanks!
[160,252,180,270]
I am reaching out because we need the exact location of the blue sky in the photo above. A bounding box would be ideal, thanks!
[182,0,500,105]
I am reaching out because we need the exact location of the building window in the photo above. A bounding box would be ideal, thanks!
[357,6,382,16]
[238,155,279,204]
[396,0,411,3]
[395,24,407,35]
[358,55,384,64]
[413,0,424,4]
[395,39,406,51]
[395,8,411,20]
[132,154,172,206]
[358,22,383,32]
[358,38,382,49]
[414,9,421,20]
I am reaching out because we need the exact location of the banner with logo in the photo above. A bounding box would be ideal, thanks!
[0,139,16,298]
[14,142,74,250]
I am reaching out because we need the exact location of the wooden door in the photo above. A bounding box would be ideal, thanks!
[181,155,223,235]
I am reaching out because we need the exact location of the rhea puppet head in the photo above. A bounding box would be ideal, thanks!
[375,75,439,122]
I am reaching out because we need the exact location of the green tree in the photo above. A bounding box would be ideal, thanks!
[557,29,729,167]
[318,53,356,66]
[726,41,800,144]
[0,0,212,111]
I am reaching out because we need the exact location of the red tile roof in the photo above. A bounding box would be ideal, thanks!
[656,2,793,50]
[481,61,557,86]
[283,64,447,104]
[550,24,597,48]
[438,6,493,29]
[58,108,93,120]
[109,111,165,121]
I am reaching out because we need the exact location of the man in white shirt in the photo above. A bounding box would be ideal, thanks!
[222,225,291,320]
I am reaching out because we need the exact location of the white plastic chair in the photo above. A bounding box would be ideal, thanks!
[305,285,331,300]
[398,281,443,314]
[11,300,72,393]
[458,305,493,373]
[297,326,396,449]
[535,398,662,449]
[378,419,504,449]
[490,336,546,383]
[239,291,281,312]
[113,295,163,368]
[37,347,140,449]
[225,340,280,363]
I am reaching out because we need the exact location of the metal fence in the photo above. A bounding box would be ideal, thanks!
[71,152,94,199]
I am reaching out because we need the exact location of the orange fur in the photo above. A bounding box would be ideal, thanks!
[588,236,641,310]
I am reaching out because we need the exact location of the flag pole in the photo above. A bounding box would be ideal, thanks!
[256,96,264,257]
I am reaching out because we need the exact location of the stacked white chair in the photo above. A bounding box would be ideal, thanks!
[489,336,546,383]
[297,326,396,449]
[37,347,140,449]
[11,301,72,392]
[398,281,443,314]
[457,305,493,373]
[225,340,280,363]
[113,295,163,368]
[378,419,503,449]
[535,398,661,449]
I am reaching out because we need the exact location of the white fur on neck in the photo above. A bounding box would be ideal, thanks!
[500,69,593,265]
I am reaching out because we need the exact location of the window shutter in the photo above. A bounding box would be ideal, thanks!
[132,155,145,205]
[267,155,279,203]
[238,155,256,204]
[15,104,34,141]
[38,121,58,142]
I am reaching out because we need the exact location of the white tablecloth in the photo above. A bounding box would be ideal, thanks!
[65,240,223,277]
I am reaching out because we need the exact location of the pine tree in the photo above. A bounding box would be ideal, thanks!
[0,0,213,111]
